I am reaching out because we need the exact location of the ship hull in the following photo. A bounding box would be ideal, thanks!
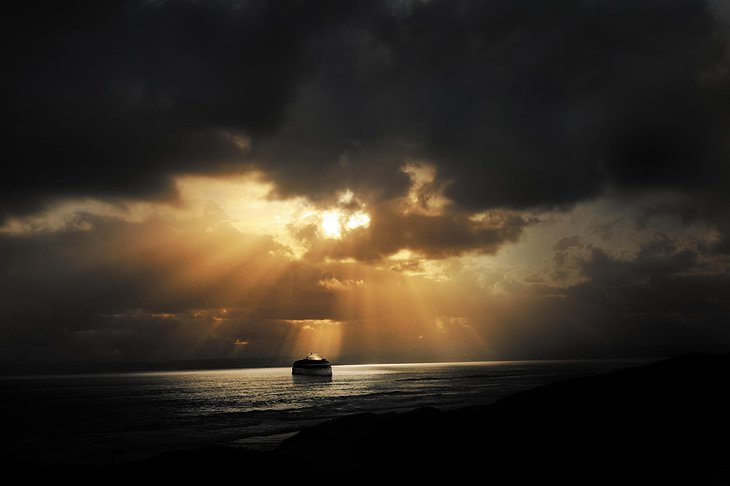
[292,366,332,376]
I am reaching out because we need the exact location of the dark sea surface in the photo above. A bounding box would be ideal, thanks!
[0,359,646,465]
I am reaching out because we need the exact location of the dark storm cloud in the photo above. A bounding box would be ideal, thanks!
[247,0,730,214]
[1,0,332,215]
[3,0,730,366]
[552,235,582,252]
[4,0,730,225]
[301,204,530,261]
[485,236,730,359]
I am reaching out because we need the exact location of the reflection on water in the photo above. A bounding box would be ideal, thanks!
[0,359,646,464]
[291,374,333,384]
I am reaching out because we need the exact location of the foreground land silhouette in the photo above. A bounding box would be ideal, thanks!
[8,353,730,485]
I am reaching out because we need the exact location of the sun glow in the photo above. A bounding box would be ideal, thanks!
[346,212,370,230]
[321,210,343,239]
[177,177,373,253]
[0,171,497,363]
[283,319,345,358]
[319,209,370,239]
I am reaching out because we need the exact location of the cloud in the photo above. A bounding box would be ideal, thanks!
[2,0,730,366]
[318,275,365,292]
[552,235,583,252]
[3,0,730,238]
[481,235,730,358]
[0,205,727,364]
[299,203,531,261]
[252,0,730,231]
[2,0,322,216]
[0,212,327,361]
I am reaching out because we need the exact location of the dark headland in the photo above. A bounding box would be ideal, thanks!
[6,353,730,485]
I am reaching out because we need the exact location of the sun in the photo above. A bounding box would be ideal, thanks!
[321,210,343,239]
[319,209,370,239]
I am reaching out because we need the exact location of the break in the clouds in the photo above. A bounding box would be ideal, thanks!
[2,0,730,366]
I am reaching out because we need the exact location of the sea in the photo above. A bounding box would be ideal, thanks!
[0,359,647,465]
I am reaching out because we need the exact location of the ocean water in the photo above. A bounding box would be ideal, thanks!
[0,359,644,465]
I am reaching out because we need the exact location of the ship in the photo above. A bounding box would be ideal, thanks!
[292,353,333,376]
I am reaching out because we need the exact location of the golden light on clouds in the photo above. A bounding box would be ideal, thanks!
[6,0,730,369]
[0,174,379,259]
[178,175,374,255]
[345,212,371,230]
[8,170,715,364]
[319,209,371,239]
[282,319,345,359]
[0,169,531,362]
[175,174,312,255]
[401,162,449,216]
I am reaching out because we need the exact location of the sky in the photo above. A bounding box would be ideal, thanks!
[2,0,730,367]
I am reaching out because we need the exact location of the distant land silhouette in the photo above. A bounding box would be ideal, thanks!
[0,358,292,376]
[2,345,717,376]
[5,353,729,485]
